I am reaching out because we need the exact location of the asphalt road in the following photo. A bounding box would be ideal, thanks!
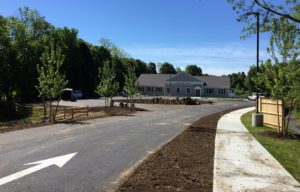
[0,100,253,192]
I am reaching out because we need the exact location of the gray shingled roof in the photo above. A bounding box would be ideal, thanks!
[168,72,202,82]
[136,73,230,88]
[136,74,176,87]
[195,76,230,88]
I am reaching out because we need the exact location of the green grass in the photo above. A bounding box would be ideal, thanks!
[296,110,300,126]
[0,108,44,127]
[27,108,44,123]
[241,111,300,182]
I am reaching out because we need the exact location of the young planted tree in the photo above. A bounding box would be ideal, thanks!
[96,61,119,109]
[256,18,300,136]
[36,43,68,122]
[124,65,138,108]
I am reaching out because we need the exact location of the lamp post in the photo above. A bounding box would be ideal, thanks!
[246,11,260,113]
[247,11,263,126]
[169,72,171,97]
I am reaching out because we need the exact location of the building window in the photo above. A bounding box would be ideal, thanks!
[139,87,144,92]
[156,87,162,92]
[176,87,180,93]
[167,87,170,93]
[207,88,214,94]
[219,89,225,94]
[187,87,190,93]
[147,87,152,92]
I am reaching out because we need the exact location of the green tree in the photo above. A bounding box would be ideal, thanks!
[48,27,81,91]
[175,67,182,74]
[159,62,176,74]
[244,65,257,94]
[0,16,18,104]
[112,57,126,91]
[124,65,138,108]
[256,18,300,136]
[36,43,68,122]
[228,0,300,38]
[77,40,97,97]
[229,72,247,96]
[8,7,53,101]
[100,38,129,58]
[96,61,119,108]
[147,62,157,74]
[133,59,148,76]
[185,65,202,76]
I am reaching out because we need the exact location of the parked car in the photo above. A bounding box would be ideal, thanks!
[72,90,83,99]
[62,88,76,102]
[248,93,263,101]
[119,90,128,97]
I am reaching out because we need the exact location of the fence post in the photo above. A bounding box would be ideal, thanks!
[64,107,66,119]
[87,105,89,118]
[282,100,285,130]
[259,98,262,113]
[43,102,46,121]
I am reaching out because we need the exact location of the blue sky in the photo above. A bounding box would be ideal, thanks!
[0,0,271,75]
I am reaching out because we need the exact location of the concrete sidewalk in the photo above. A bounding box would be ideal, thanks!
[213,107,300,192]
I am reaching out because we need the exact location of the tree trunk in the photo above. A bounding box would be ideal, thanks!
[43,101,46,122]
[104,97,107,113]
[53,96,61,122]
[284,99,293,136]
[276,99,281,136]
[49,99,52,122]
[130,96,134,108]
[110,97,114,107]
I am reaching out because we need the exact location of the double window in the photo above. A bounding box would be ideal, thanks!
[219,89,226,94]
[139,87,144,92]
[207,88,214,94]
[156,87,162,92]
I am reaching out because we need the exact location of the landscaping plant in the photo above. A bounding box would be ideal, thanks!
[96,61,119,109]
[256,18,300,136]
[124,65,138,108]
[36,43,68,122]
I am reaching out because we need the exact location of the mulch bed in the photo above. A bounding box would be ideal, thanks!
[117,108,237,192]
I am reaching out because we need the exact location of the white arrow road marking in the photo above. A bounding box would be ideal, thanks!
[0,152,77,186]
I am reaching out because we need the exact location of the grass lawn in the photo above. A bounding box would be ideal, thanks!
[296,110,300,127]
[241,111,300,182]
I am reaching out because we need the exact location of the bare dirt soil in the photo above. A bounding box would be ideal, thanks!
[115,98,212,105]
[117,108,235,192]
[0,107,144,133]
